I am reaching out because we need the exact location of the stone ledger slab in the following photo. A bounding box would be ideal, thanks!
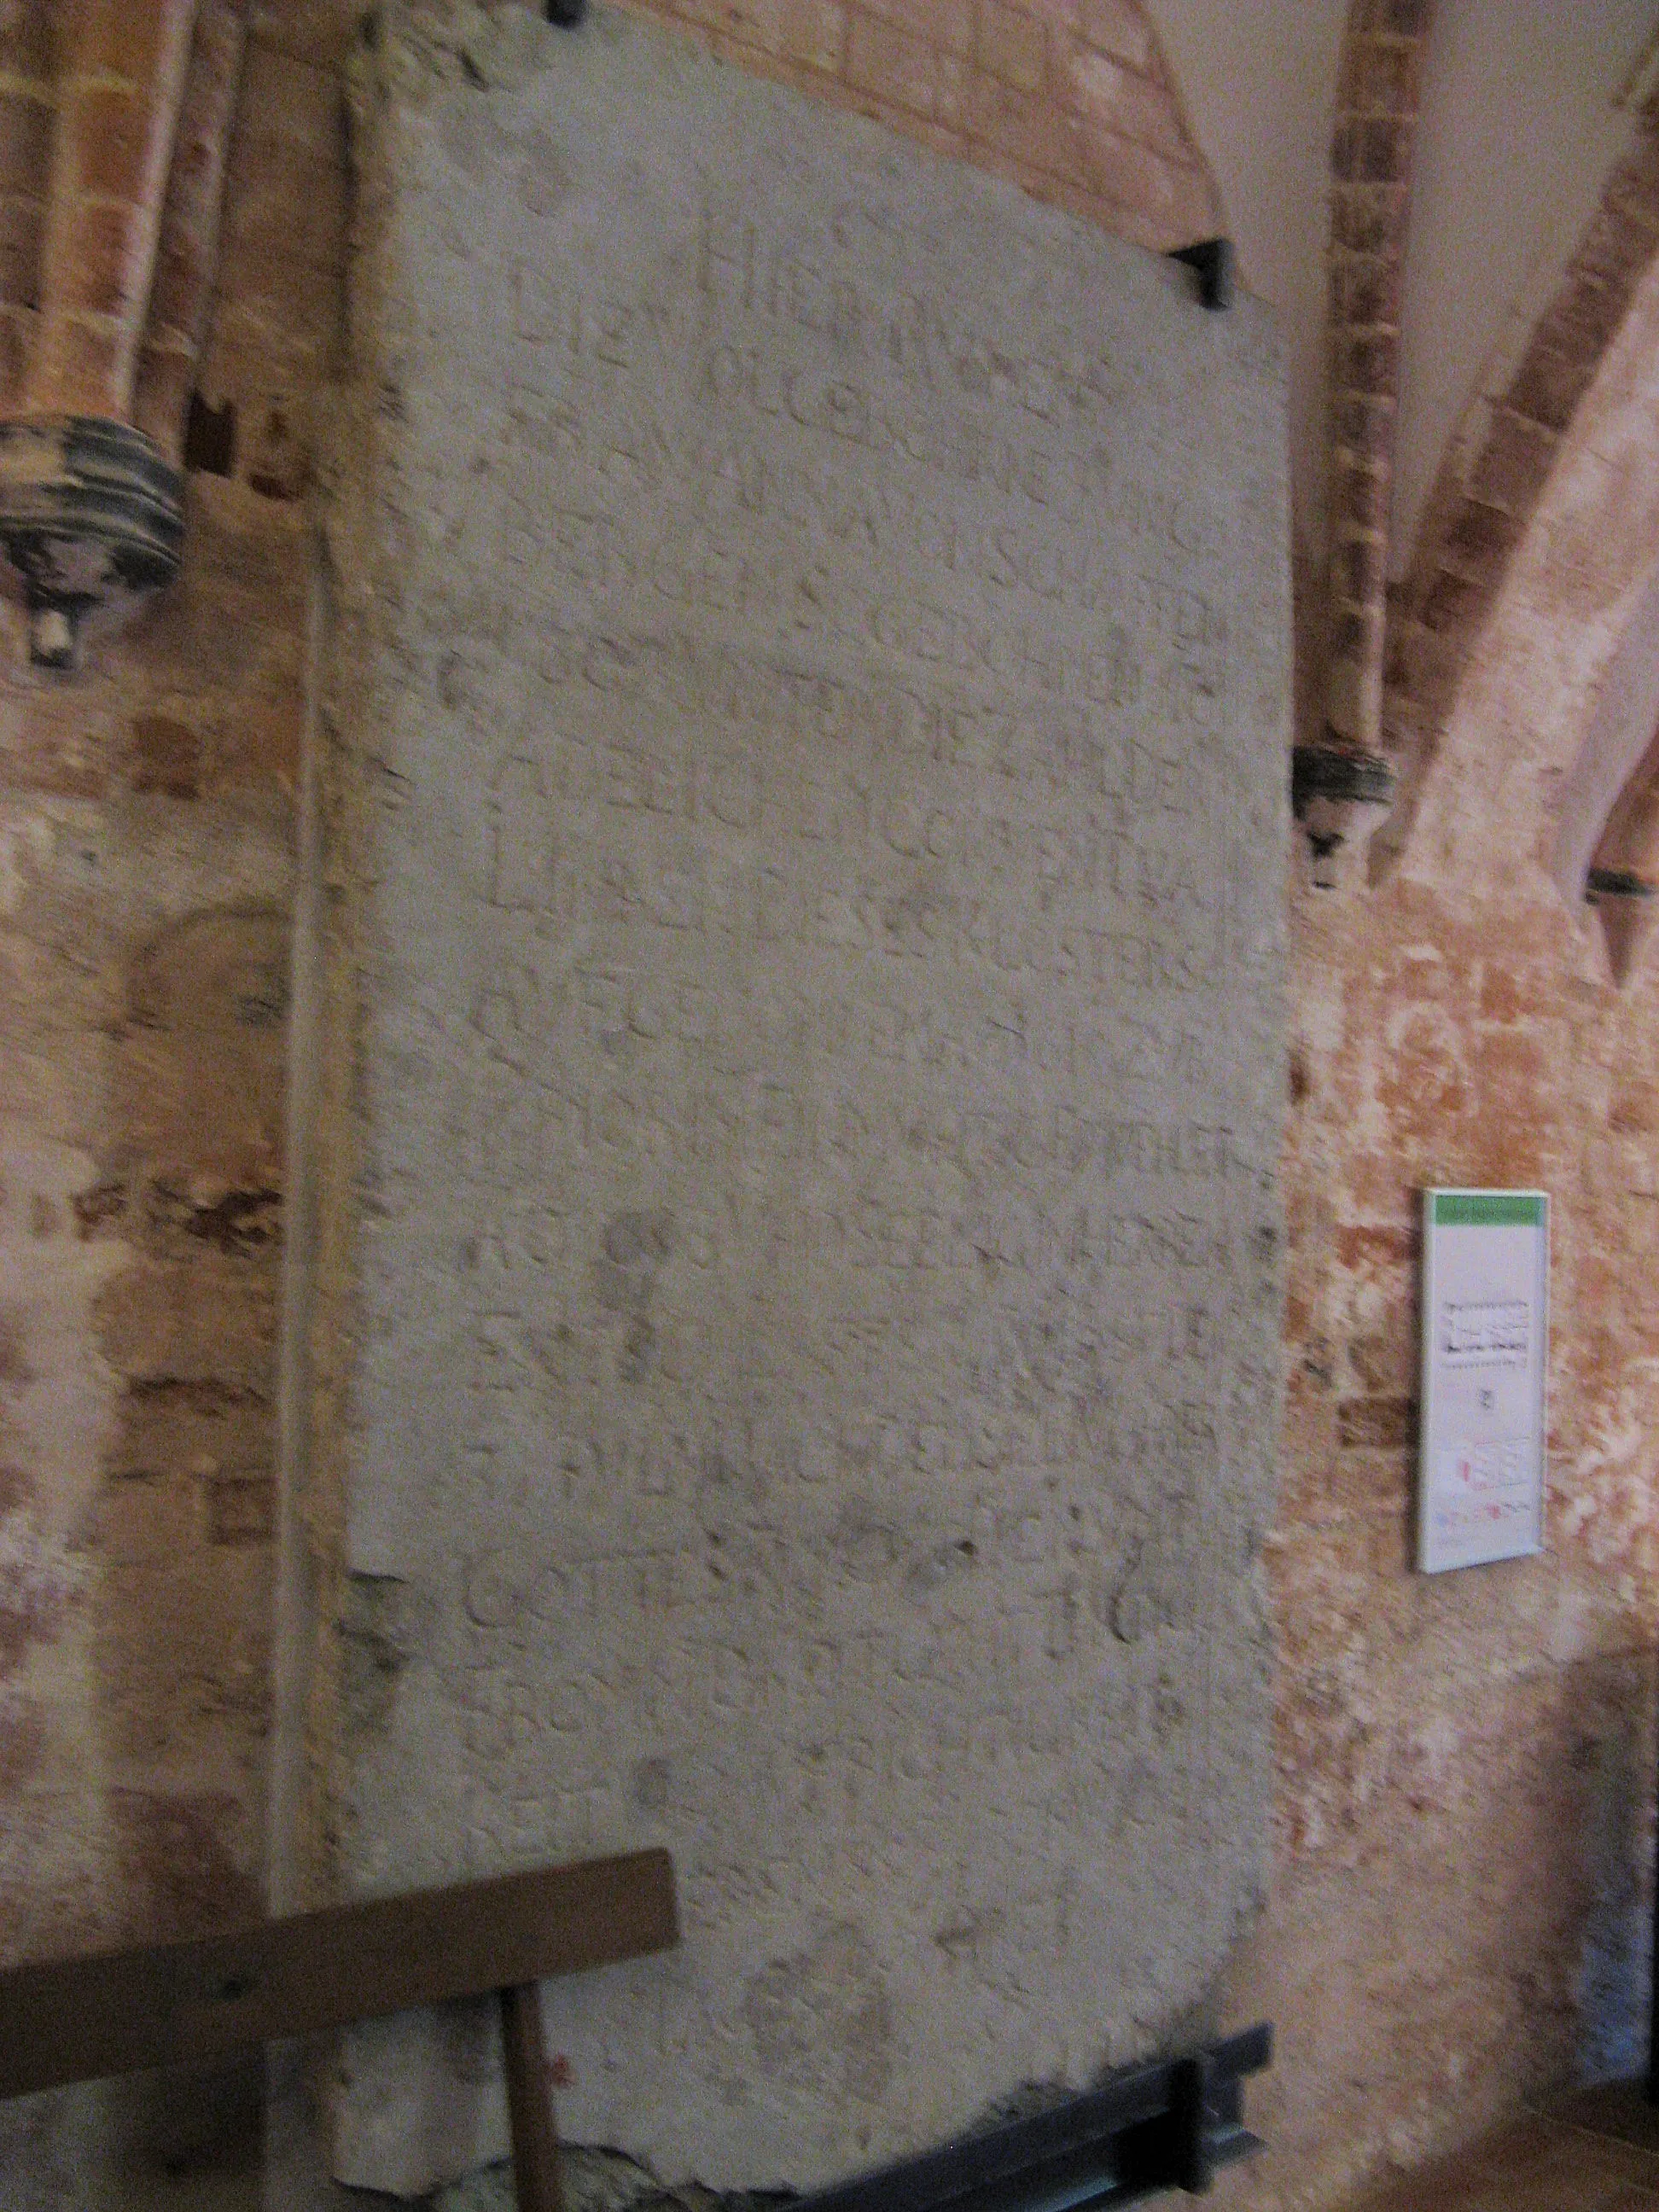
[337,4,1289,2192]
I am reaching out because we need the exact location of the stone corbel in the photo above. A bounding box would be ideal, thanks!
[1545,566,1659,986]
[1562,668,1659,987]
[0,0,246,672]
[1291,738,1395,887]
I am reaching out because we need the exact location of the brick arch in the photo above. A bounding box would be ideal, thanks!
[0,0,252,440]
[614,0,1224,253]
[1371,105,1659,878]
[1398,242,1659,917]
[0,3,54,408]
[23,0,200,424]
[1318,0,1435,777]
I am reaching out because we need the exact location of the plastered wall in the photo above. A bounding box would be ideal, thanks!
[1224,250,1659,2212]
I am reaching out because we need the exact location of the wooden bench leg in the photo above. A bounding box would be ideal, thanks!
[499,1981,564,2212]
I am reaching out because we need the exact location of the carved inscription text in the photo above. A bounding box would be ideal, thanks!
[343,9,1289,2191]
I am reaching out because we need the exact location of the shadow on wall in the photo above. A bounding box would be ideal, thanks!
[1576,1655,1656,2086]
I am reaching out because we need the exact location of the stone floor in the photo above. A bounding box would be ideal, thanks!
[1352,2083,1659,2211]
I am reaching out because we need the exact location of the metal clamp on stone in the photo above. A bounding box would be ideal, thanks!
[1166,237,1235,311]
[0,416,183,671]
[1585,867,1656,903]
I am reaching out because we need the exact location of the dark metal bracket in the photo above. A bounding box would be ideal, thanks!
[795,2023,1272,2212]
[1586,867,1656,902]
[1166,238,1235,311]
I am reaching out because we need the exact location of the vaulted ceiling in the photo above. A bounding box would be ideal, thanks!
[1155,0,1659,971]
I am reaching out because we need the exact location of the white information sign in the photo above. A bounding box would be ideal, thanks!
[1418,1189,1549,1574]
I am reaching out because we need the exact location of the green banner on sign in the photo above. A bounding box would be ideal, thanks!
[1430,1192,1545,1228]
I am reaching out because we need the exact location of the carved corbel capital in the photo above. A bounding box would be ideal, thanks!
[1291,738,1396,887]
[0,415,183,667]
[0,0,244,671]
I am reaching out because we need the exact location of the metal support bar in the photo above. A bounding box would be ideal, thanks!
[1170,2053,1214,2193]
[795,2023,1272,2212]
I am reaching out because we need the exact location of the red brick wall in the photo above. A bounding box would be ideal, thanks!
[616,0,1222,252]
[1235,843,1659,2207]
[0,0,352,1979]
[1324,0,1434,759]
[1235,242,1659,2212]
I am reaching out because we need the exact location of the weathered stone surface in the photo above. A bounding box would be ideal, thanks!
[337,3,1287,2192]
